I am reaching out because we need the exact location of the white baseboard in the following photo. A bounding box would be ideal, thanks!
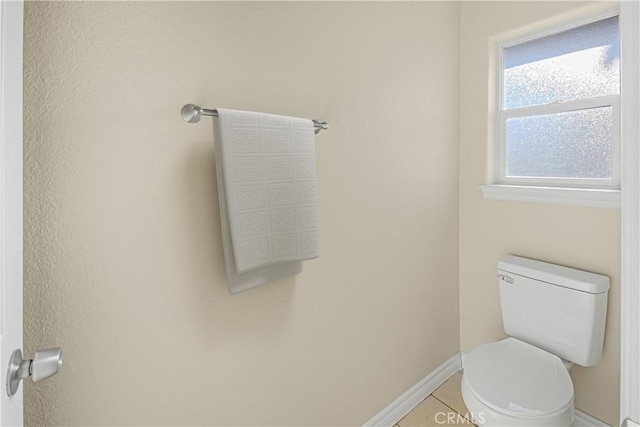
[573,410,609,427]
[363,353,462,427]
[364,351,608,427]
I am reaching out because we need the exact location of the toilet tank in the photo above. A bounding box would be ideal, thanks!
[498,255,609,367]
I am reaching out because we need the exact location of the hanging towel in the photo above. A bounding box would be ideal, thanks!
[214,108,319,293]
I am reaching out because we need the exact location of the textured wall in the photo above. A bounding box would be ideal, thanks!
[459,2,620,426]
[23,2,460,425]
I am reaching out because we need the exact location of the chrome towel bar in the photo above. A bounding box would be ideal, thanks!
[181,104,329,134]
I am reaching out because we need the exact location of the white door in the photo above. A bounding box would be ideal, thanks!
[0,0,24,425]
[621,1,640,427]
[0,4,62,425]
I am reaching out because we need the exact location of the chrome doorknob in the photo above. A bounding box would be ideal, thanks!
[6,347,63,397]
[31,348,63,382]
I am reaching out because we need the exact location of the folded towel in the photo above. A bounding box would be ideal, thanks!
[214,108,319,293]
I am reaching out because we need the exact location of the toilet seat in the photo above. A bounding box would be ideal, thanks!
[464,338,574,421]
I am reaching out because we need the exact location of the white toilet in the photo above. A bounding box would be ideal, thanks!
[461,255,609,427]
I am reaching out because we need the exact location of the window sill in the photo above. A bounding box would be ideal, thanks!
[480,184,621,209]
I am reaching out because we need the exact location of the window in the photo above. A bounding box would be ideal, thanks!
[483,11,621,207]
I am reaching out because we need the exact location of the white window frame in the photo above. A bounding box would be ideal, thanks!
[481,4,622,208]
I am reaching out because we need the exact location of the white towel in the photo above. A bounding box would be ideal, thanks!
[214,108,319,293]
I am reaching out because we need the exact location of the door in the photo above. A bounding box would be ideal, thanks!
[0,0,24,425]
[621,1,640,427]
[0,0,24,424]
[0,6,63,424]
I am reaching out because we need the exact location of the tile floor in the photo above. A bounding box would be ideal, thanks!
[395,372,477,427]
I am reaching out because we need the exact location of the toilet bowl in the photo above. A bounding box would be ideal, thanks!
[462,338,575,427]
[461,255,609,426]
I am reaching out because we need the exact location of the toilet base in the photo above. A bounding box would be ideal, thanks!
[461,375,575,427]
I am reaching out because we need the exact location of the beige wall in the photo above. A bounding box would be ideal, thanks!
[23,2,460,425]
[459,2,620,426]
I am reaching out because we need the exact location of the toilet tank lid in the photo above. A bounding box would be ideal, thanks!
[498,255,610,294]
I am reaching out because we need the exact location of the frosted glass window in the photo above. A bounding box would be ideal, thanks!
[504,16,619,110]
[493,13,621,192]
[506,107,613,179]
